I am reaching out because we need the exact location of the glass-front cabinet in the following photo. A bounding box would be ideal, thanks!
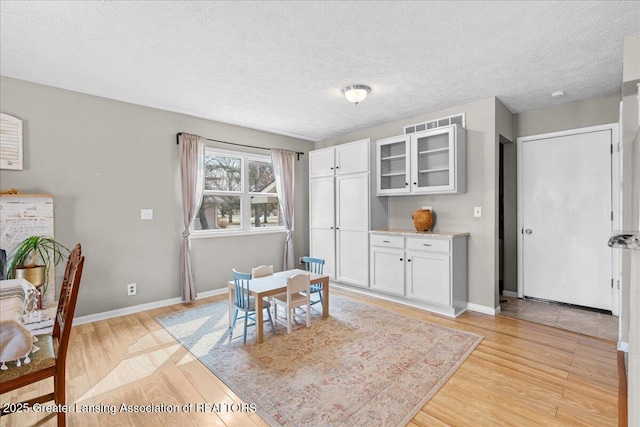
[376,124,466,195]
[377,135,410,195]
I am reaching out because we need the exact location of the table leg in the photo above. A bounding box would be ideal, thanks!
[228,285,234,328]
[256,295,264,344]
[321,278,329,318]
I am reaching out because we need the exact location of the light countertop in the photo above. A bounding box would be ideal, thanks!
[371,228,470,238]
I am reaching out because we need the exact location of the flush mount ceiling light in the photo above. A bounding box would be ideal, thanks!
[342,84,371,105]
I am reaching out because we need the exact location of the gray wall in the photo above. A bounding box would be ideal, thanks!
[514,94,619,137]
[318,97,500,310]
[0,77,314,317]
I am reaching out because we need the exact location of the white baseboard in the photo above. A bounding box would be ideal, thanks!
[502,290,518,298]
[618,341,629,352]
[466,302,499,316]
[73,288,228,326]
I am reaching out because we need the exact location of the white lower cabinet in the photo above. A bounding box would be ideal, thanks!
[406,250,450,306]
[369,231,468,317]
[370,246,405,295]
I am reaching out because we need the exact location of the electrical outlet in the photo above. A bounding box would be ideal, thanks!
[474,206,482,218]
[127,283,137,296]
[299,257,304,264]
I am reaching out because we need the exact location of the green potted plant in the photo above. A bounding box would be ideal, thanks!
[7,236,69,299]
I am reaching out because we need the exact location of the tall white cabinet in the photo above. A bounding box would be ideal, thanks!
[309,139,387,287]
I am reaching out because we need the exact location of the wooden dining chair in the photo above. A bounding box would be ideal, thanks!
[230,269,275,343]
[0,243,85,427]
[251,264,273,279]
[301,256,325,308]
[272,273,311,334]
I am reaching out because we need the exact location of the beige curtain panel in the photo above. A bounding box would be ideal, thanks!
[271,149,296,269]
[179,133,205,302]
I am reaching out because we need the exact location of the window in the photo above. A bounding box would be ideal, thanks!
[193,148,283,235]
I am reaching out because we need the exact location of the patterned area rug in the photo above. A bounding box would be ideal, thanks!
[156,295,482,426]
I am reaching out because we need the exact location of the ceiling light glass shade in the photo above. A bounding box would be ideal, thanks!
[342,85,371,104]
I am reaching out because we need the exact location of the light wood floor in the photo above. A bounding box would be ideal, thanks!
[1,289,619,426]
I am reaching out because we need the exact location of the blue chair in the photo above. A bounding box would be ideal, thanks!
[230,269,275,343]
[301,256,325,308]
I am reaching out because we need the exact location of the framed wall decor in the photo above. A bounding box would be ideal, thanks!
[0,113,23,170]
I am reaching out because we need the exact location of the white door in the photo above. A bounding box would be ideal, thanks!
[335,139,369,175]
[411,127,455,193]
[406,251,450,306]
[309,176,335,278]
[336,173,369,286]
[377,135,411,195]
[370,247,405,295]
[520,129,613,310]
[309,148,335,178]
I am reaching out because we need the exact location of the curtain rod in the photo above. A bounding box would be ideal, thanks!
[176,132,304,160]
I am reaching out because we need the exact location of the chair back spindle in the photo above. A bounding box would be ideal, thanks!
[302,256,324,274]
[233,269,252,310]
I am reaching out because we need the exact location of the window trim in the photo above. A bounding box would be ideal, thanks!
[193,147,285,237]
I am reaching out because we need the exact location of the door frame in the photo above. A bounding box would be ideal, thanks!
[516,123,621,314]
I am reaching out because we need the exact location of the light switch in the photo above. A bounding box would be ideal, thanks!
[141,209,153,220]
[473,206,482,218]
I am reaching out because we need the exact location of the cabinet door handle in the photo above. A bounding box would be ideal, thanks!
[382,240,390,243]
[423,243,431,247]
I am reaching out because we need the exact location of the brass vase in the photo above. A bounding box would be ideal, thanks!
[14,265,46,309]
[14,265,46,287]
[412,208,434,232]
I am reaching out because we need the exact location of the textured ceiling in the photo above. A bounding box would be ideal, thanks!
[1,1,639,141]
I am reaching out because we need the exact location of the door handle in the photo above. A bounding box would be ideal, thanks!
[525,229,533,235]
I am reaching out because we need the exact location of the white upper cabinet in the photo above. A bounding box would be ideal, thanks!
[309,148,335,178]
[310,139,369,178]
[377,124,466,195]
[335,140,369,175]
[377,135,411,195]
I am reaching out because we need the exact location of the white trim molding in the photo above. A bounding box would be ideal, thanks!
[73,288,228,325]
[502,290,518,298]
[466,302,500,316]
[618,341,629,352]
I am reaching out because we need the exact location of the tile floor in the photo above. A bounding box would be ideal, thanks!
[499,295,619,342]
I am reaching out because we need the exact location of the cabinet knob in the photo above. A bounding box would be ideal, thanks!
[405,182,408,186]
[408,259,412,262]
[330,167,334,170]
[400,258,403,261]
[413,182,417,185]
[336,166,339,169]
[330,226,334,229]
